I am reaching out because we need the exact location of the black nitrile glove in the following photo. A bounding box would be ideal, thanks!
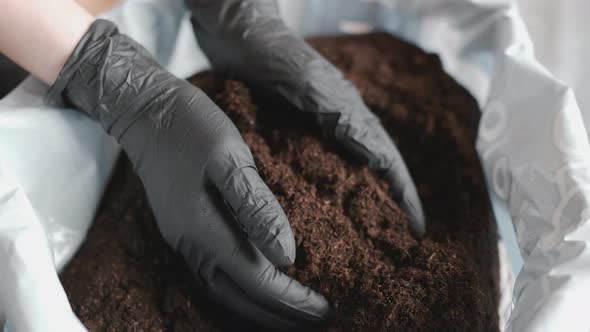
[187,0,426,236]
[48,19,331,330]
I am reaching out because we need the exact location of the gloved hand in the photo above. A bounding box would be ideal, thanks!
[187,0,426,236]
[48,19,330,330]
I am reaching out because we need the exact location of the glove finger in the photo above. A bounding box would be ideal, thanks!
[218,240,332,330]
[180,189,332,330]
[208,146,296,266]
[206,262,332,331]
[337,115,426,236]
[383,153,426,237]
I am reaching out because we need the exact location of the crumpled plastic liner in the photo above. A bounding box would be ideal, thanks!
[1,0,587,331]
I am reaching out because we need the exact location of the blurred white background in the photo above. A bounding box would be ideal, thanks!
[519,0,590,123]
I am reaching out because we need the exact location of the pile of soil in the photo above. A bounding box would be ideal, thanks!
[61,33,499,331]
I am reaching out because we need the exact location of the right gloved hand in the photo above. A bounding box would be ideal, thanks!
[187,0,426,236]
[48,19,331,330]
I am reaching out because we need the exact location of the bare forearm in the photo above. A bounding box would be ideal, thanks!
[0,0,94,84]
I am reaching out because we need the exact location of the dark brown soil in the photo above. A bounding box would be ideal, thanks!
[61,33,498,332]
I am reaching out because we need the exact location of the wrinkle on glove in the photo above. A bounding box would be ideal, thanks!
[187,0,425,235]
[47,19,331,330]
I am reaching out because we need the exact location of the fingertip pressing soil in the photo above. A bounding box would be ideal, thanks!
[61,33,499,332]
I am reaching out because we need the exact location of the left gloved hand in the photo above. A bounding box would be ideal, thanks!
[187,0,426,236]
[47,19,331,331]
